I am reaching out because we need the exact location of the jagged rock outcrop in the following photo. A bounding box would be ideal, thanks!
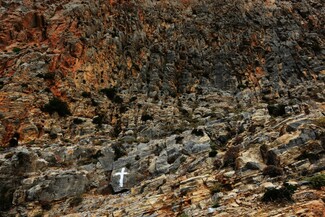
[0,0,324,216]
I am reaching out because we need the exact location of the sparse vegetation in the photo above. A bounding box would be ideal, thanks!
[179,213,189,217]
[41,201,52,210]
[111,120,122,138]
[308,174,325,189]
[313,117,325,128]
[212,202,220,208]
[175,136,184,144]
[34,213,43,217]
[8,132,19,147]
[36,72,55,80]
[100,88,116,99]
[12,47,21,53]
[126,162,132,169]
[69,195,83,207]
[263,165,284,177]
[73,118,84,125]
[81,91,91,98]
[267,104,286,117]
[210,182,223,194]
[137,136,150,143]
[209,142,218,157]
[141,114,153,122]
[92,114,106,127]
[100,87,123,103]
[191,128,204,137]
[223,146,240,168]
[42,97,71,117]
[209,150,218,157]
[180,156,187,164]
[262,184,296,203]
[112,143,127,161]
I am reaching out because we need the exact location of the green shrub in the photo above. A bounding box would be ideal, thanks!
[92,114,106,127]
[308,174,325,189]
[42,97,71,117]
[212,202,220,208]
[262,184,296,203]
[100,87,116,99]
[12,47,21,53]
[100,87,123,103]
[209,142,218,157]
[81,91,91,98]
[141,114,153,122]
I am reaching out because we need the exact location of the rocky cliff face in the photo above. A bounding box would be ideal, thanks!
[0,0,324,216]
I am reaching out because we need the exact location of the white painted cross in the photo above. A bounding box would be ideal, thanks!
[114,167,129,188]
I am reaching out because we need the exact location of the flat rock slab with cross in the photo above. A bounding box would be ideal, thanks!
[111,167,136,192]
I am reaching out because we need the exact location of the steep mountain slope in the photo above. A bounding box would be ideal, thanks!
[0,0,324,216]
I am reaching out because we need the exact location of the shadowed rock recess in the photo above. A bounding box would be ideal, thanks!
[0,0,324,216]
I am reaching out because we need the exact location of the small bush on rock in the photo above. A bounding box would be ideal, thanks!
[12,47,21,53]
[262,183,296,203]
[100,87,123,103]
[308,174,325,189]
[267,104,286,117]
[92,114,107,127]
[81,91,91,98]
[212,202,220,208]
[209,142,218,157]
[42,97,71,117]
[141,114,153,122]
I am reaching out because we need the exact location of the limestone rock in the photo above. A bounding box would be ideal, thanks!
[26,171,88,202]
[0,0,324,216]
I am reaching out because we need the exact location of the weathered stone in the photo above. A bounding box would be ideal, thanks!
[110,167,136,193]
[98,147,114,171]
[0,179,20,211]
[223,171,235,178]
[0,0,324,216]
[155,150,170,174]
[26,171,88,202]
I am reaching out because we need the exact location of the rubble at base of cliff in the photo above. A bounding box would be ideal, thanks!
[0,0,324,216]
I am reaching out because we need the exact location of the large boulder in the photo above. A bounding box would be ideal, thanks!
[26,171,88,202]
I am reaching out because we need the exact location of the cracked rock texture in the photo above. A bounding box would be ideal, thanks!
[0,0,324,216]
